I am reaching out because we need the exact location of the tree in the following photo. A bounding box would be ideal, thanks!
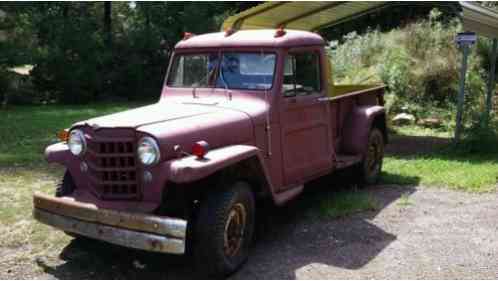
[104,2,111,46]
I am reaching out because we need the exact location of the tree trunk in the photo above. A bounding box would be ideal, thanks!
[104,2,112,47]
[485,38,498,127]
[145,4,150,36]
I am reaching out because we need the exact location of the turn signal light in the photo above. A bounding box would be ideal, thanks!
[192,141,209,159]
[57,129,69,142]
[183,32,194,40]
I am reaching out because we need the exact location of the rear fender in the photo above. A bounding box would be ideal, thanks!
[341,106,386,155]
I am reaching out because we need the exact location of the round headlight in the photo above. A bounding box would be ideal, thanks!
[68,129,86,156]
[138,137,160,166]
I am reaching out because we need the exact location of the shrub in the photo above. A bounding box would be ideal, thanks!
[0,67,9,106]
[331,8,488,133]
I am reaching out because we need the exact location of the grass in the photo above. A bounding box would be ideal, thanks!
[381,125,498,192]
[0,103,148,276]
[0,102,147,166]
[317,191,378,218]
[391,124,452,138]
[0,166,70,269]
[397,192,413,207]
[382,154,498,192]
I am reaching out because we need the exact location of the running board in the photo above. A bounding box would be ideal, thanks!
[335,154,362,169]
[273,184,304,206]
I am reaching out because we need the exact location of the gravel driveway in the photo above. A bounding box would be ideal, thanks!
[22,184,497,280]
[235,186,498,279]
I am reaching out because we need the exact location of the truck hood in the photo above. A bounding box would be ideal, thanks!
[75,102,228,129]
[74,99,265,160]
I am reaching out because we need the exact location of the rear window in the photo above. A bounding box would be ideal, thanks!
[282,52,321,97]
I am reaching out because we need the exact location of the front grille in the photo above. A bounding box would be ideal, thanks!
[84,128,141,200]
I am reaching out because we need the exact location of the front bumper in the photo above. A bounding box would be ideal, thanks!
[33,193,187,254]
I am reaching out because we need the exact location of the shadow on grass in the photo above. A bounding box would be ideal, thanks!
[386,133,498,164]
[35,168,418,279]
[383,133,497,192]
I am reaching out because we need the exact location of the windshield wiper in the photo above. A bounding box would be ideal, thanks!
[191,65,217,98]
[219,65,230,90]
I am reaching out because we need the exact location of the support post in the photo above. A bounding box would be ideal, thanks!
[455,45,470,143]
[485,38,498,127]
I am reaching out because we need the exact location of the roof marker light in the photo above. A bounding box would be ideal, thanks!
[183,32,194,40]
[274,26,286,38]
[225,28,236,37]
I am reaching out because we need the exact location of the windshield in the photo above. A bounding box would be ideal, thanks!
[167,52,276,90]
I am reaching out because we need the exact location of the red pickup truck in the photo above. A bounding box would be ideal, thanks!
[33,28,387,277]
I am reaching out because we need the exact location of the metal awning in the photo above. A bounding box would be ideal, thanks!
[461,2,498,38]
[222,1,498,39]
[222,2,388,32]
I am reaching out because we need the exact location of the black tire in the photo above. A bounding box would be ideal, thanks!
[360,128,385,184]
[192,181,255,278]
[55,170,75,197]
[55,171,84,239]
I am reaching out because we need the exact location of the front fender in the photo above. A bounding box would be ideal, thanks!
[45,142,71,164]
[167,145,270,184]
[342,106,386,155]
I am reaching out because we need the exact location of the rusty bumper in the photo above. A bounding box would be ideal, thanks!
[33,193,187,254]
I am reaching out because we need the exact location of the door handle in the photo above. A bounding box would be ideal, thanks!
[317,97,332,102]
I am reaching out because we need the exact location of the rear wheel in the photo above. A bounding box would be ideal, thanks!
[193,181,255,278]
[360,128,384,184]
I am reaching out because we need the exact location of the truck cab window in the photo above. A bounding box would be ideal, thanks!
[168,54,219,88]
[282,52,321,97]
[218,53,276,90]
[167,52,276,90]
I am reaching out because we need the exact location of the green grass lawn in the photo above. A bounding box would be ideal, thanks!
[382,153,498,192]
[381,125,498,193]
[0,102,146,166]
[317,191,379,218]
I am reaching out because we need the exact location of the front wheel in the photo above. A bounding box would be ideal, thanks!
[192,181,255,278]
[55,170,75,197]
[56,171,89,240]
[360,128,385,184]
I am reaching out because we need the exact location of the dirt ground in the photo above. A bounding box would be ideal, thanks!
[2,184,497,279]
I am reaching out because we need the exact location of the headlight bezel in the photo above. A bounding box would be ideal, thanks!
[137,136,161,166]
[68,129,86,156]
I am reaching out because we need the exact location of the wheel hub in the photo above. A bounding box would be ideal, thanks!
[224,203,247,257]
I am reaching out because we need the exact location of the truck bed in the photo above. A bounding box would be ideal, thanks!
[324,84,386,157]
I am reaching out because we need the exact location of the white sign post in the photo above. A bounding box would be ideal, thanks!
[454,32,477,143]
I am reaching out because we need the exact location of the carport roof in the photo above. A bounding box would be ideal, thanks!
[222,1,498,39]
[461,2,498,38]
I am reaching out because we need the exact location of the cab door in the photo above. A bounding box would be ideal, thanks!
[279,49,333,188]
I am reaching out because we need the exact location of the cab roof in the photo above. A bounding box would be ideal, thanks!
[174,29,325,50]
